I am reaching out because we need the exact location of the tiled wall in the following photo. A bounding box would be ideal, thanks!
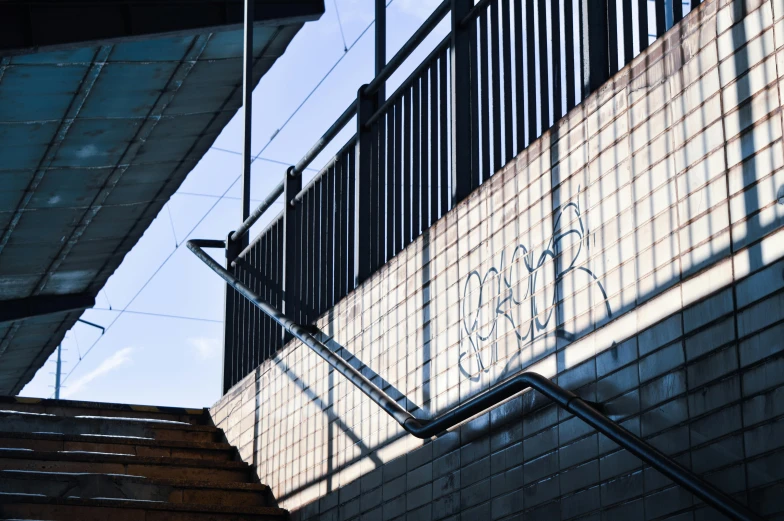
[210,0,784,518]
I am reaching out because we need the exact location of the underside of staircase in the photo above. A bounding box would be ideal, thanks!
[0,396,286,521]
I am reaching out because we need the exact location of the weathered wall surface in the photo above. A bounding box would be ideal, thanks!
[211,0,784,518]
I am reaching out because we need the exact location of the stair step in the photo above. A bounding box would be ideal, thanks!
[0,411,219,443]
[0,431,235,461]
[0,449,252,483]
[0,493,288,520]
[0,396,209,425]
[0,470,271,507]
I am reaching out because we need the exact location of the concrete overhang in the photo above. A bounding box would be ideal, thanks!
[0,0,324,395]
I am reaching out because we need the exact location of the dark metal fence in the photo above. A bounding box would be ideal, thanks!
[221,0,703,391]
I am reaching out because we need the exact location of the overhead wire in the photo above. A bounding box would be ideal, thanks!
[165,203,179,247]
[91,308,223,324]
[250,0,395,162]
[333,0,349,52]
[55,0,394,395]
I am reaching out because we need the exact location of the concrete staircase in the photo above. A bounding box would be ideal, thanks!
[0,396,285,520]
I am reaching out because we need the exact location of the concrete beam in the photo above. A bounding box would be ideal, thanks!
[0,0,324,57]
[0,294,94,324]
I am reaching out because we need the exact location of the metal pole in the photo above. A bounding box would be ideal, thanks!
[375,0,386,104]
[282,167,301,342]
[54,343,61,400]
[241,0,255,248]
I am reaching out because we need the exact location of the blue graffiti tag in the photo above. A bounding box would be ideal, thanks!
[459,194,612,380]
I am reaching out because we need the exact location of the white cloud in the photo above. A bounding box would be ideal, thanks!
[63,347,134,398]
[188,336,221,360]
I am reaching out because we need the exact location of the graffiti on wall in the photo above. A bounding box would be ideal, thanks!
[459,193,612,380]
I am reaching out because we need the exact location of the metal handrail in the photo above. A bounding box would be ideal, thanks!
[188,238,765,521]
[230,181,284,243]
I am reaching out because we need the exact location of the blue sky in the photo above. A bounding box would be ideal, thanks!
[19,0,448,408]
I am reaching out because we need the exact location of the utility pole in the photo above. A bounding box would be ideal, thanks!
[54,343,62,400]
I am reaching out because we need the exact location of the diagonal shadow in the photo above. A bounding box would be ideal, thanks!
[270,354,384,469]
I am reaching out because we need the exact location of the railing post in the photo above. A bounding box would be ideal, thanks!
[582,0,610,95]
[222,232,241,394]
[450,0,476,204]
[282,166,301,343]
[355,84,377,285]
[375,0,386,104]
[240,0,254,250]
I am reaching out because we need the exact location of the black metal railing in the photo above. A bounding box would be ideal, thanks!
[218,0,704,390]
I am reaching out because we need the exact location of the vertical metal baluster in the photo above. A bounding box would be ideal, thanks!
[429,60,439,224]
[347,146,356,292]
[586,0,610,93]
[412,77,421,238]
[250,240,257,367]
[501,0,514,163]
[551,0,562,121]
[469,16,481,188]
[356,86,377,284]
[403,90,412,247]
[526,0,537,142]
[278,223,284,350]
[277,222,284,352]
[327,166,335,307]
[439,50,449,216]
[394,99,403,255]
[537,0,550,132]
[564,0,577,110]
[267,229,274,359]
[514,0,525,151]
[311,186,318,320]
[292,200,302,327]
[420,70,430,229]
[260,232,267,362]
[491,0,503,173]
[377,120,385,269]
[622,0,634,65]
[387,109,395,259]
[673,0,683,23]
[451,0,476,203]
[639,0,650,52]
[608,0,619,75]
[297,198,305,324]
[261,239,267,358]
[371,120,380,272]
[320,177,329,314]
[377,113,387,264]
[268,226,275,357]
[315,179,323,316]
[237,247,245,375]
[304,191,311,323]
[655,0,666,36]
[334,160,343,301]
[283,168,301,344]
[222,285,233,392]
[480,9,491,182]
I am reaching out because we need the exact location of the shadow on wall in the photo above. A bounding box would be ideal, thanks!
[241,0,784,508]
